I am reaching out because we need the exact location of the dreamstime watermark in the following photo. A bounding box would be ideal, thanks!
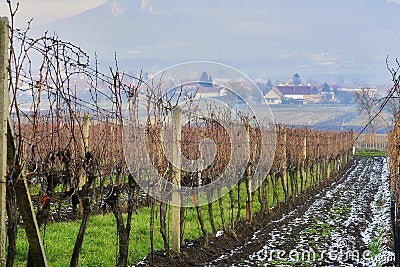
[263,240,395,265]
[123,61,276,207]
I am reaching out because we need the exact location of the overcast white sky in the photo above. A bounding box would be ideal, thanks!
[0,0,105,26]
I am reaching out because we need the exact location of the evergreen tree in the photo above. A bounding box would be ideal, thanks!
[200,71,209,82]
[322,82,330,92]
[199,71,212,87]
[311,86,319,94]
[293,73,301,85]
[266,78,273,90]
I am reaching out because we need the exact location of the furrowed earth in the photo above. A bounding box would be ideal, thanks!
[135,157,395,267]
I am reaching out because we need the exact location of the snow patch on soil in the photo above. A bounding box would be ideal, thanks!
[211,157,395,266]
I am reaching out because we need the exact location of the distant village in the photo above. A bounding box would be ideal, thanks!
[185,72,377,106]
[261,83,368,105]
[16,72,378,108]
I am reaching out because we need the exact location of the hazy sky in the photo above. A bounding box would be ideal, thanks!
[4,0,400,27]
[2,0,400,84]
[0,0,105,26]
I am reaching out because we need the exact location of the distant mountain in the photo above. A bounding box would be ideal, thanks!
[36,0,400,82]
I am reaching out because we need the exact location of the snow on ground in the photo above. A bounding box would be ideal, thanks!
[211,157,395,266]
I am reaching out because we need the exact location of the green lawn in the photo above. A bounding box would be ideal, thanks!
[13,165,332,266]
[354,149,387,157]
[13,183,253,266]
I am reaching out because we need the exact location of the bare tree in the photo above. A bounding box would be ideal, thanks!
[382,97,400,128]
[354,87,378,132]
[385,58,400,128]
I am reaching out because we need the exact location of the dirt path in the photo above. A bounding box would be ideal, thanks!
[210,157,394,266]
[136,157,395,266]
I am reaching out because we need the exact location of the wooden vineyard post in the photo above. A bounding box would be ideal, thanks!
[326,136,331,181]
[3,17,48,266]
[394,116,400,266]
[1,17,48,266]
[79,113,90,189]
[78,114,90,216]
[0,16,8,266]
[83,113,90,161]
[301,134,307,193]
[397,118,400,202]
[171,106,181,253]
[282,128,288,203]
[315,133,320,186]
[14,177,49,267]
[245,124,252,223]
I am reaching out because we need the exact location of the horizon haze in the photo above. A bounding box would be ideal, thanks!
[2,0,400,85]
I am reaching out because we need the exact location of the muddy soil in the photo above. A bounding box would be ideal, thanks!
[135,157,395,267]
